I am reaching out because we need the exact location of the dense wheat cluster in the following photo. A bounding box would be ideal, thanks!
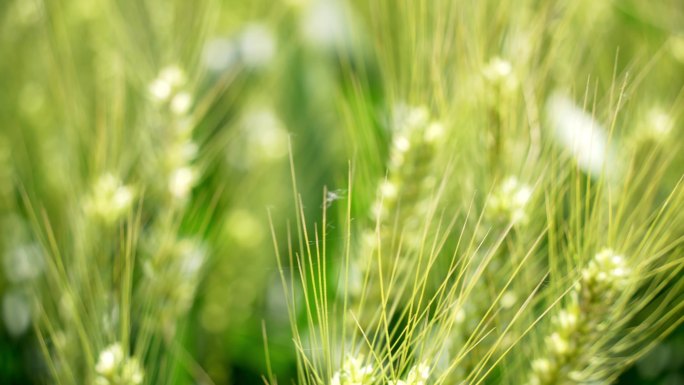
[1,0,683,384]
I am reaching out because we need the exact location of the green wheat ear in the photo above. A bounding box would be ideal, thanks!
[527,249,630,385]
[349,104,445,332]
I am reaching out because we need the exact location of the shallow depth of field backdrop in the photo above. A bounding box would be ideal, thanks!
[1,0,683,385]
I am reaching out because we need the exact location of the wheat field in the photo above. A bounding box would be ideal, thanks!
[0,0,683,384]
